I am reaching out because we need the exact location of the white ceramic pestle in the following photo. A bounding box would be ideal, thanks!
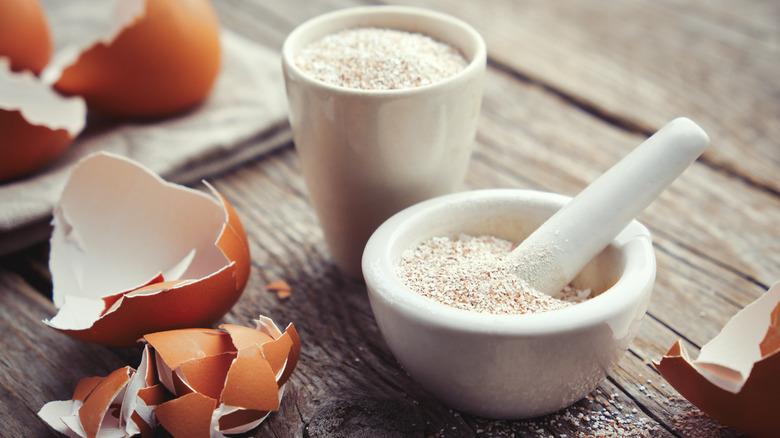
[508,117,710,296]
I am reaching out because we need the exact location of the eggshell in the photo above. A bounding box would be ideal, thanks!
[255,315,301,387]
[144,329,234,377]
[121,345,166,437]
[44,152,250,347]
[73,377,104,403]
[154,392,216,438]
[655,281,780,438]
[267,280,293,300]
[46,0,222,119]
[143,317,301,436]
[40,366,141,438]
[0,60,86,182]
[221,323,275,350]
[0,0,53,74]
[222,346,280,410]
[39,316,299,437]
[78,367,134,438]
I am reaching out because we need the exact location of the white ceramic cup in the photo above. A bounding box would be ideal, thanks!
[362,189,657,419]
[282,6,487,278]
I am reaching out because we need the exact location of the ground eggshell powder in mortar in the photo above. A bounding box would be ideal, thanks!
[295,27,468,90]
[399,234,592,315]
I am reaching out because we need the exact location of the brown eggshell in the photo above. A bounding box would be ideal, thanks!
[220,346,280,411]
[146,318,302,434]
[254,317,301,387]
[79,366,133,438]
[145,329,234,369]
[121,344,167,437]
[38,351,164,438]
[0,0,53,74]
[129,411,156,438]
[222,318,301,384]
[176,352,237,399]
[39,316,301,437]
[221,323,275,350]
[130,384,167,438]
[45,152,251,347]
[215,189,252,293]
[72,376,105,403]
[263,327,299,384]
[655,281,780,438]
[217,409,270,433]
[49,0,222,119]
[760,300,779,355]
[144,328,233,394]
[0,60,85,182]
[155,392,217,438]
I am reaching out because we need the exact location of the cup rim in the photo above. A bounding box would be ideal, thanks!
[362,188,657,336]
[281,5,488,97]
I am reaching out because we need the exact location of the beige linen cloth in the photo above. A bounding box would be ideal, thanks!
[0,5,290,255]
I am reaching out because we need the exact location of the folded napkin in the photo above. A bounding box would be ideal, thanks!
[0,23,290,255]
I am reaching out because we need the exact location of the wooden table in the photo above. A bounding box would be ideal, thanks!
[2,0,778,436]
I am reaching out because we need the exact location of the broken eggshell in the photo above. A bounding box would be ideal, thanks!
[45,152,250,347]
[0,59,86,182]
[37,347,166,438]
[42,0,222,119]
[0,0,53,74]
[38,317,301,438]
[147,317,301,436]
[655,281,780,438]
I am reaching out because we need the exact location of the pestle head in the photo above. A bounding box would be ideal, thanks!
[509,117,709,296]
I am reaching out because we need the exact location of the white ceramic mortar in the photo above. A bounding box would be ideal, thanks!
[362,189,656,419]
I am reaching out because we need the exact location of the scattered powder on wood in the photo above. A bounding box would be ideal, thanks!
[428,392,663,437]
[295,27,468,90]
[669,403,744,438]
[398,234,591,314]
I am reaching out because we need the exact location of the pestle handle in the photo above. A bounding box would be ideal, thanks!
[508,117,710,296]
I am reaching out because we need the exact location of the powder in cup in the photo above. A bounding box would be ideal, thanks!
[295,27,468,90]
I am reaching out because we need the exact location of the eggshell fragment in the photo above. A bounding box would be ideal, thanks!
[39,316,301,438]
[44,0,222,119]
[0,0,53,74]
[39,366,138,438]
[655,281,780,438]
[45,152,250,347]
[39,347,168,438]
[79,367,134,438]
[121,345,166,436]
[0,60,86,182]
[146,317,301,436]
[267,280,293,300]
[154,392,216,438]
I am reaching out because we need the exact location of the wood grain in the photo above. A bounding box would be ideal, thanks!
[0,271,140,438]
[383,0,780,195]
[0,0,776,437]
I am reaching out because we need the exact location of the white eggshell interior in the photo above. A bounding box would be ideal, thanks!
[692,282,780,393]
[49,152,229,309]
[0,58,85,134]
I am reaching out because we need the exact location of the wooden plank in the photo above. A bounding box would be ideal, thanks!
[381,0,780,194]
[0,270,138,438]
[214,0,362,51]
[2,1,773,436]
[473,65,780,290]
